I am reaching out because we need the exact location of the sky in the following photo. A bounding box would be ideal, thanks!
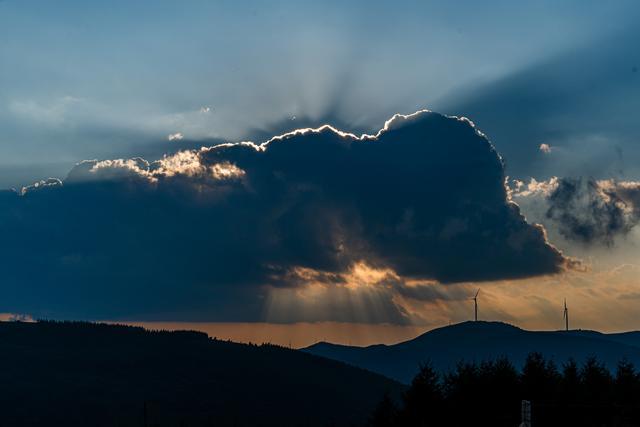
[1,1,640,347]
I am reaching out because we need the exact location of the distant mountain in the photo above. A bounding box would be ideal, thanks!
[0,321,402,427]
[303,321,640,383]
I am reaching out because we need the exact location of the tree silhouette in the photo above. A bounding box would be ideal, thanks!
[614,358,640,404]
[369,393,399,427]
[581,356,613,403]
[374,352,640,427]
[401,362,444,426]
[521,352,560,402]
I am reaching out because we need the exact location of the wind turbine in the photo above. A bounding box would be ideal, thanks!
[472,289,480,322]
[563,299,569,332]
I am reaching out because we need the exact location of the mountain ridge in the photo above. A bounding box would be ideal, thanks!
[303,321,640,383]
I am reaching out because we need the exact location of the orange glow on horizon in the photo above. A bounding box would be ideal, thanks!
[123,321,428,349]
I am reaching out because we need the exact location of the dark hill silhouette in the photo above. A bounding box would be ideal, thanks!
[0,320,402,426]
[304,321,640,383]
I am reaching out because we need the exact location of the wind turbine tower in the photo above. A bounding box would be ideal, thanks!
[472,289,480,322]
[563,299,569,332]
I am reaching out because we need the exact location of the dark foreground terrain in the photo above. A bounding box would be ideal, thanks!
[0,321,401,427]
[372,353,640,427]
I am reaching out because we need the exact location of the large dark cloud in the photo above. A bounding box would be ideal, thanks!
[0,111,566,321]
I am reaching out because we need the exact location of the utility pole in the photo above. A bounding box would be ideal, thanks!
[520,400,531,427]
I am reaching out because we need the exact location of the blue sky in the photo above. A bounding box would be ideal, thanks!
[1,0,638,187]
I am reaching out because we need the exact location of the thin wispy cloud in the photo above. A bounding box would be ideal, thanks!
[167,132,184,141]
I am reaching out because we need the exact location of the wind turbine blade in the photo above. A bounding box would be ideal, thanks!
[475,288,480,298]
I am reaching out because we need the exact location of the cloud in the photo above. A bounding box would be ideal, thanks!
[0,313,35,322]
[0,111,567,322]
[8,96,83,126]
[394,282,472,302]
[618,292,640,300]
[539,143,552,154]
[513,177,640,246]
[167,132,184,141]
[17,177,62,195]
